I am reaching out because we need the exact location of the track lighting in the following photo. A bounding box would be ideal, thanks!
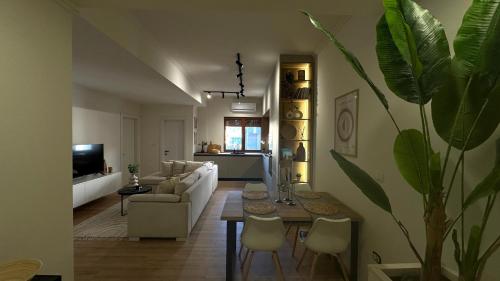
[203,52,246,99]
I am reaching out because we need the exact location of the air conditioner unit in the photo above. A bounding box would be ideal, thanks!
[231,102,256,113]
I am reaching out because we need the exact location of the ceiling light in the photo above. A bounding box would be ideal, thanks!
[206,93,212,99]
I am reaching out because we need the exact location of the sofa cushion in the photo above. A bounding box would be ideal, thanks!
[129,194,180,203]
[139,175,167,185]
[173,161,186,175]
[174,173,198,195]
[185,161,204,173]
[160,161,174,177]
[194,165,209,178]
[176,172,192,181]
[157,177,180,194]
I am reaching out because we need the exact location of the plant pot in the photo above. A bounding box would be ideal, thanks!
[368,263,458,281]
[129,174,139,187]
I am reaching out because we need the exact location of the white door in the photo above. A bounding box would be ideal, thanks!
[122,117,138,184]
[161,120,184,161]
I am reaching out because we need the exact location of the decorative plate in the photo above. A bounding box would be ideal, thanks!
[280,122,297,139]
[242,191,269,200]
[244,201,276,215]
[303,202,338,216]
[295,191,321,199]
[0,259,42,281]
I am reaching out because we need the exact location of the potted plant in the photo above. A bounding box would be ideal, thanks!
[127,163,140,187]
[303,0,500,280]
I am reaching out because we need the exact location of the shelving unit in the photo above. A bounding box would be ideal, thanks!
[278,55,315,186]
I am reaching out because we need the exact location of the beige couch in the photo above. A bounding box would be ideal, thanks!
[128,163,218,241]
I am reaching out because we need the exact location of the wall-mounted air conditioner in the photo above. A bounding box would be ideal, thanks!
[231,102,256,113]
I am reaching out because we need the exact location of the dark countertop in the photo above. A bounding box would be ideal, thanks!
[194,152,270,157]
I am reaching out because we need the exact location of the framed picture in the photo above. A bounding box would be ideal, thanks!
[334,89,359,157]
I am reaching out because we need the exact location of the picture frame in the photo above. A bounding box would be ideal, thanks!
[334,89,359,157]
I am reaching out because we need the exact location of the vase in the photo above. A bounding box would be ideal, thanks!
[129,174,139,187]
[295,142,306,162]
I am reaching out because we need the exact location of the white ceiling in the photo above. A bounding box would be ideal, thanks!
[73,17,199,105]
[73,1,383,104]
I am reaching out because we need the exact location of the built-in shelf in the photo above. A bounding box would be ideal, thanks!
[278,55,315,185]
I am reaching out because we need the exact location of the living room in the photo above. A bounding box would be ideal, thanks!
[1,1,500,281]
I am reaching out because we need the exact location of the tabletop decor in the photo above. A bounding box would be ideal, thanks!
[242,191,268,200]
[243,201,276,215]
[304,1,500,280]
[302,201,338,216]
[127,163,140,187]
[0,259,42,281]
[295,191,321,199]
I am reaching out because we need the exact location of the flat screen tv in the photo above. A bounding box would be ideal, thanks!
[72,144,104,179]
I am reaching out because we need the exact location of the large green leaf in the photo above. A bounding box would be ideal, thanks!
[464,138,500,207]
[382,0,423,77]
[377,0,451,104]
[330,149,392,213]
[432,0,500,150]
[454,0,500,77]
[302,11,389,110]
[462,225,482,280]
[393,129,431,193]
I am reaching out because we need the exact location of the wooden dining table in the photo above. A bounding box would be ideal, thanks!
[220,190,363,281]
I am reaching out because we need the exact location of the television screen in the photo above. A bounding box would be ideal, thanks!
[72,144,104,179]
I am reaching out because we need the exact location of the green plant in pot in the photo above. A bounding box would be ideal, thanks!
[303,0,500,280]
[128,163,140,187]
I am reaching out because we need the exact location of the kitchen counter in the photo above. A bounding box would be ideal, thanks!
[194,152,272,181]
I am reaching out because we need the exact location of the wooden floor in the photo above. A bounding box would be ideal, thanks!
[74,181,343,281]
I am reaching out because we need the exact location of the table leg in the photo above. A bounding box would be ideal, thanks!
[120,195,124,216]
[226,221,237,281]
[350,221,359,281]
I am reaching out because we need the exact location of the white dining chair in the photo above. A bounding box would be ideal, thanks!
[243,182,268,192]
[296,217,351,281]
[286,182,312,256]
[241,215,286,281]
[238,182,268,260]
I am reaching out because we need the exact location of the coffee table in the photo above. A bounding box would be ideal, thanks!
[117,185,152,216]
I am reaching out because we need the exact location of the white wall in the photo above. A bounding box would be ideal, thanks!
[0,0,73,279]
[314,1,500,280]
[197,97,263,150]
[141,104,195,176]
[72,84,141,184]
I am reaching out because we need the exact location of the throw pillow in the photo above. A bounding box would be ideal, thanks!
[176,172,192,180]
[156,177,179,194]
[174,173,198,195]
[172,160,186,175]
[160,161,173,177]
[185,161,204,173]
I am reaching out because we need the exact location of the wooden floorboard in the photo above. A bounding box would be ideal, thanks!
[74,183,343,281]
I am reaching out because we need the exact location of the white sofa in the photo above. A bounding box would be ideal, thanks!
[127,164,218,240]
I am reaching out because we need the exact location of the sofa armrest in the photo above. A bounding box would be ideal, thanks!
[129,194,180,203]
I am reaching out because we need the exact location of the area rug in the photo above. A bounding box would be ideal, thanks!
[74,203,128,240]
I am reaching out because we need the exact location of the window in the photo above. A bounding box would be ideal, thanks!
[224,117,262,151]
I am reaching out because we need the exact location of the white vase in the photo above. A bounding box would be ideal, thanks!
[368,263,458,281]
[129,174,139,187]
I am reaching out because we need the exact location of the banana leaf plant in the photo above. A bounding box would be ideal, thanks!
[302,0,500,280]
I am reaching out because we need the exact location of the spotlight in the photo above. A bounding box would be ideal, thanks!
[206,93,212,99]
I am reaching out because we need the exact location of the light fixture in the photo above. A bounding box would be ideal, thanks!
[203,53,246,99]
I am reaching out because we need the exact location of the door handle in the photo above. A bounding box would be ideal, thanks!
[164,150,170,156]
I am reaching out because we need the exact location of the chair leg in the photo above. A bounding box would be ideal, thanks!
[292,225,300,257]
[334,254,350,281]
[243,250,254,281]
[272,251,285,281]
[296,248,308,270]
[309,252,319,281]
[241,247,250,270]
[238,243,245,261]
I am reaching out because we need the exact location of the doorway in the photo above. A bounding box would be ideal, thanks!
[161,119,185,161]
[122,116,139,185]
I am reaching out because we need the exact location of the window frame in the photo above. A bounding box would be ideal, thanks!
[224,117,263,152]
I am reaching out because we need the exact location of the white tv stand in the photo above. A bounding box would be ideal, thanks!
[73,172,122,208]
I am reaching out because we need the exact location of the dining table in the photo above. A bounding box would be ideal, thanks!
[220,190,363,281]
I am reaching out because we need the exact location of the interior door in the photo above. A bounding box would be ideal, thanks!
[122,117,137,184]
[162,120,184,161]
